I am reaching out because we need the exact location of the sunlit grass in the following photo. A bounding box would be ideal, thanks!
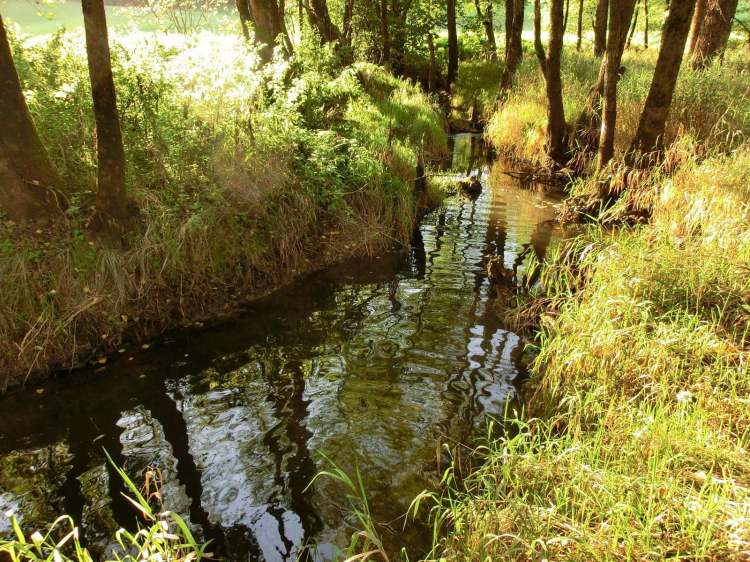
[424,147,750,560]
[0,30,447,387]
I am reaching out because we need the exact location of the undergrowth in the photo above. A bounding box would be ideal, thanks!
[0,28,447,388]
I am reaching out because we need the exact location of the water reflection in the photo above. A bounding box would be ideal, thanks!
[0,135,564,560]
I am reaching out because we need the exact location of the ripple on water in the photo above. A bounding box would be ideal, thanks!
[0,134,566,560]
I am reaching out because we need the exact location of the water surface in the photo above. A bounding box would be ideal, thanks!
[0,135,564,560]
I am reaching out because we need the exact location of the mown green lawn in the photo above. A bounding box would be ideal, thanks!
[1,0,235,35]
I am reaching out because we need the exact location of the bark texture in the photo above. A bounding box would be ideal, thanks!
[598,0,637,166]
[81,0,130,220]
[628,0,696,163]
[305,0,342,43]
[499,0,524,92]
[248,0,285,61]
[594,0,609,56]
[690,0,739,68]
[534,0,568,165]
[0,13,64,220]
[447,0,459,86]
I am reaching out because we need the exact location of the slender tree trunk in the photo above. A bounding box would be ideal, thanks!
[594,0,609,55]
[627,0,640,48]
[504,0,513,54]
[643,0,649,46]
[474,0,498,61]
[687,0,707,54]
[598,0,637,167]
[563,0,570,31]
[248,0,285,61]
[628,0,696,164]
[447,0,459,86]
[0,13,64,220]
[690,0,739,68]
[534,0,568,165]
[427,32,437,91]
[576,0,584,50]
[379,0,390,64]
[82,0,130,220]
[499,0,524,92]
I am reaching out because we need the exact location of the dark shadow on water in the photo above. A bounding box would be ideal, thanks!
[0,134,566,561]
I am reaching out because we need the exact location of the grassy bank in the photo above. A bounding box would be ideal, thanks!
[426,145,750,560]
[0,29,447,389]
[485,46,750,169]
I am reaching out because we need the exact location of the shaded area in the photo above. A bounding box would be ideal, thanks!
[0,134,564,561]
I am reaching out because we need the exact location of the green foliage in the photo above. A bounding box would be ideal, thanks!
[0,29,447,386]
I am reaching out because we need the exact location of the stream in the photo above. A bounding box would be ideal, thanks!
[0,134,565,561]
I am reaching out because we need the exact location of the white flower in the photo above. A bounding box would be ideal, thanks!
[31,531,44,546]
[676,390,693,403]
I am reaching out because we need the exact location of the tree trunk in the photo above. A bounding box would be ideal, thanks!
[248,0,285,61]
[598,0,637,167]
[499,0,524,92]
[82,0,130,220]
[236,0,254,39]
[643,0,649,47]
[474,0,498,61]
[534,0,568,165]
[687,0,707,54]
[305,0,342,44]
[576,0,584,50]
[427,32,438,91]
[690,0,739,68]
[0,14,63,220]
[447,0,459,86]
[379,0,390,65]
[628,0,696,164]
[563,0,570,31]
[627,0,640,48]
[594,0,609,55]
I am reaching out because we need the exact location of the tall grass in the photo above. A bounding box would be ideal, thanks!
[426,147,750,560]
[485,46,750,168]
[0,29,447,388]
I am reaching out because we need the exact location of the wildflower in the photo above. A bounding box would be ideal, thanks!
[676,390,693,403]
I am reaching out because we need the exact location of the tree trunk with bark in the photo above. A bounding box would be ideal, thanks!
[690,0,739,68]
[534,0,568,165]
[576,0,584,50]
[687,0,707,54]
[447,0,459,86]
[499,0,524,92]
[643,0,648,46]
[82,0,131,221]
[474,0,498,61]
[248,0,285,61]
[0,14,64,220]
[305,0,342,43]
[598,0,637,167]
[628,0,696,164]
[594,0,609,55]
[236,0,254,39]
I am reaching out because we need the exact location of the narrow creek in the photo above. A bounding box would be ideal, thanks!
[0,134,565,561]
